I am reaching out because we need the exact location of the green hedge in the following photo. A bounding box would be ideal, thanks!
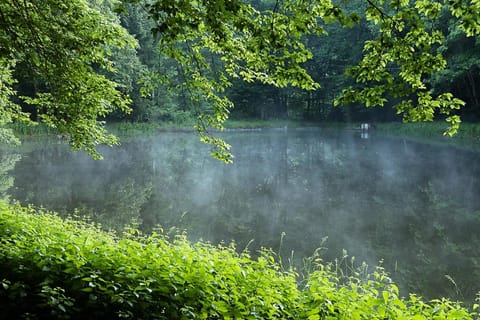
[0,202,477,319]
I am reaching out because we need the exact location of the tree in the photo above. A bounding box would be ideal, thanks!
[334,0,477,136]
[122,0,359,161]
[125,0,479,160]
[1,0,479,160]
[0,0,135,158]
[430,10,480,121]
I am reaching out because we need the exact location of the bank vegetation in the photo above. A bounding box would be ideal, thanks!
[0,202,477,319]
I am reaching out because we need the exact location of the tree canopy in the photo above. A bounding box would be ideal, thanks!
[0,0,135,158]
[1,0,479,160]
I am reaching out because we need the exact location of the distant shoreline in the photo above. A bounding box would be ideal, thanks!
[6,120,480,150]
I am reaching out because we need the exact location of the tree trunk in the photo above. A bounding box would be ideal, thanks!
[467,71,479,108]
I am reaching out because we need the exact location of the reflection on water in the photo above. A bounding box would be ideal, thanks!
[0,153,21,201]
[3,128,480,302]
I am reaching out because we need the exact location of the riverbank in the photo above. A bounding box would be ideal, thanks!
[0,202,477,319]
[375,122,480,152]
[7,119,480,137]
[6,120,480,154]
[376,121,480,140]
[107,121,480,154]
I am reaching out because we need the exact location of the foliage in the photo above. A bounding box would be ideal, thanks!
[121,0,480,160]
[430,15,480,121]
[0,202,300,319]
[120,0,361,161]
[1,0,480,160]
[0,58,31,145]
[0,0,136,158]
[0,202,479,319]
[334,0,478,136]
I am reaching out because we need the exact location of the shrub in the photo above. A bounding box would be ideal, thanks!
[0,203,299,319]
[0,202,478,319]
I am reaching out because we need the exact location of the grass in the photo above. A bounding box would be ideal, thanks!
[376,121,480,139]
[7,119,480,137]
[5,120,344,138]
[223,119,323,129]
[375,121,480,152]
[108,119,325,134]
[1,202,478,319]
[6,122,56,136]
[5,120,480,156]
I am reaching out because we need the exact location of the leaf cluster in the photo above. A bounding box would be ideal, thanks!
[334,0,473,136]
[0,0,136,158]
[1,202,478,319]
[0,202,299,319]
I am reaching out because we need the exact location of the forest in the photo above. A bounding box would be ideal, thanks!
[1,0,480,318]
[1,0,479,159]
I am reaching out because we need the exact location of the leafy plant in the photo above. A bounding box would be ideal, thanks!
[1,202,479,319]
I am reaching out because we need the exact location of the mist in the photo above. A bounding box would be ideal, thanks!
[2,128,480,302]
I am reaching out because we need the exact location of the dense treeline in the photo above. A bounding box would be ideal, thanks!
[8,0,476,125]
[2,0,479,160]
[104,0,480,123]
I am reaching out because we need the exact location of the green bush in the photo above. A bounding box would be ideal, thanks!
[0,202,478,319]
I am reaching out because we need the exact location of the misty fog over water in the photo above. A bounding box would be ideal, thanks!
[2,128,480,302]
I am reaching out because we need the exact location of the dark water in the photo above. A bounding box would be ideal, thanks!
[1,128,480,302]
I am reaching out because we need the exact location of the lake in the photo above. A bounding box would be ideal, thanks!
[1,127,480,302]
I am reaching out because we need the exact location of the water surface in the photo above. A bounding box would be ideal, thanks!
[2,128,480,301]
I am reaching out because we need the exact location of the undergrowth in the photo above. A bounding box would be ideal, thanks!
[376,122,480,140]
[0,202,478,319]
